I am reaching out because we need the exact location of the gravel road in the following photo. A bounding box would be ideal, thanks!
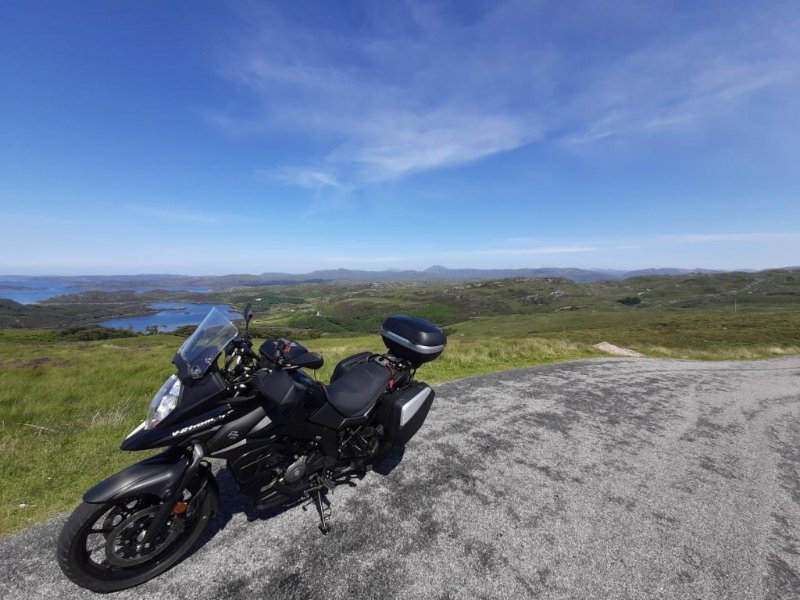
[2,357,800,599]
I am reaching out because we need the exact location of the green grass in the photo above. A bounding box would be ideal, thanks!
[2,302,800,535]
[0,332,179,534]
[302,334,600,385]
[451,308,800,360]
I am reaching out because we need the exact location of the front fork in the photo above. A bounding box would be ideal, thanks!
[141,441,206,548]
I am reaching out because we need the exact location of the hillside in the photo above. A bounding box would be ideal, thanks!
[1,268,798,334]
[232,268,800,337]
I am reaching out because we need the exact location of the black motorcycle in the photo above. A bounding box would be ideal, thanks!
[56,305,446,592]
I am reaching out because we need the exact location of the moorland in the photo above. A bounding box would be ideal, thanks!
[1,268,799,534]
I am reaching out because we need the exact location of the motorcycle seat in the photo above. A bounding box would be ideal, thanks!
[324,361,391,418]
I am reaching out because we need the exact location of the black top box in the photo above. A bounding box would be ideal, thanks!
[380,315,447,367]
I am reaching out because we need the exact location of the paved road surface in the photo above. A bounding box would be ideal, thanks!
[2,357,800,599]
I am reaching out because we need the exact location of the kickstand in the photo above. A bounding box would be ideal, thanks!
[302,488,332,534]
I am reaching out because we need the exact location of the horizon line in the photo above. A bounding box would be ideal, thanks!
[2,264,799,279]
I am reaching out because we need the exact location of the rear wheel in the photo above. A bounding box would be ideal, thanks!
[56,471,217,593]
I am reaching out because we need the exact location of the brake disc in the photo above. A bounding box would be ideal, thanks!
[100,499,144,539]
[104,505,182,567]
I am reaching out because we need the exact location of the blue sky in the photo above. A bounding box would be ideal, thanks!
[1,0,799,275]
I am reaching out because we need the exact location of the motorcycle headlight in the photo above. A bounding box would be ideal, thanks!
[145,374,182,430]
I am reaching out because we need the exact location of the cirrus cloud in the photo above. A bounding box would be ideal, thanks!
[210,1,800,188]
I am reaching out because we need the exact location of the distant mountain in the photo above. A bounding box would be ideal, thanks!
[621,268,724,278]
[420,266,620,282]
[251,266,621,284]
[0,266,789,295]
[257,266,747,283]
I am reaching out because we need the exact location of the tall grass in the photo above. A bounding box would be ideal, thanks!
[0,333,178,534]
[300,335,600,385]
[451,309,800,360]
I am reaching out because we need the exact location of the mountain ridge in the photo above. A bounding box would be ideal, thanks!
[0,265,780,291]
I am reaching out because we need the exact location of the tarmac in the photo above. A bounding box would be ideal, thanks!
[2,356,799,599]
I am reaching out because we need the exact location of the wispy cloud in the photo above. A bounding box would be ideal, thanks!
[480,231,800,253]
[257,166,342,189]
[212,2,550,185]
[335,110,540,182]
[563,28,797,145]
[210,1,800,188]
[660,232,800,243]
[323,256,405,264]
[449,245,598,257]
[126,204,227,224]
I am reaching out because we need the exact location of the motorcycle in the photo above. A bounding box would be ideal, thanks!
[56,305,446,592]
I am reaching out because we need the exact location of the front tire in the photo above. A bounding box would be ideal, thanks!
[56,472,217,593]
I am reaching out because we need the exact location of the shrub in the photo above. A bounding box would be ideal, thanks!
[58,326,138,341]
[248,325,321,340]
[171,325,198,338]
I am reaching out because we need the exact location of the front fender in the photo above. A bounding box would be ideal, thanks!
[83,449,189,504]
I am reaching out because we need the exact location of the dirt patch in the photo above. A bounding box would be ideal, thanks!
[593,341,645,357]
[0,357,71,369]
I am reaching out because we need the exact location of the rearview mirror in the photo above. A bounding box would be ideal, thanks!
[243,302,253,332]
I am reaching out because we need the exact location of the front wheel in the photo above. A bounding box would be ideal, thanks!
[56,471,217,593]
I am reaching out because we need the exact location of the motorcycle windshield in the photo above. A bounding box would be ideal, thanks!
[177,307,238,379]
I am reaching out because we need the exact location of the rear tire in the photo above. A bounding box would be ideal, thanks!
[56,472,217,593]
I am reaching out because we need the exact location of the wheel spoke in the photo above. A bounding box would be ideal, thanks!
[89,527,114,534]
[87,542,106,554]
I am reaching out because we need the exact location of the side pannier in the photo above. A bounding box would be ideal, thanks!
[377,382,435,446]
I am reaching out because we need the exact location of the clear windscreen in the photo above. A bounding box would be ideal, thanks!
[178,307,238,378]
